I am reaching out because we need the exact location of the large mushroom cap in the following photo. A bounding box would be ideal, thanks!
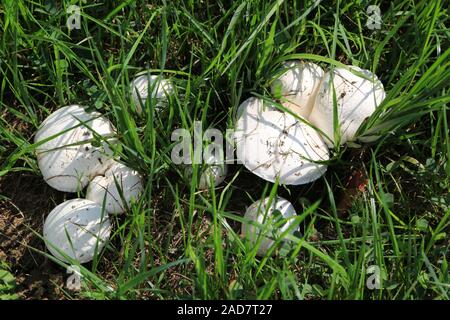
[309,66,386,146]
[271,61,324,118]
[130,72,174,113]
[241,196,297,256]
[235,97,329,185]
[43,198,111,264]
[86,162,143,215]
[34,105,115,192]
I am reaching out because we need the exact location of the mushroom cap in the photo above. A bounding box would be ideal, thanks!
[34,105,115,192]
[198,164,227,189]
[308,66,386,146]
[271,61,324,118]
[184,154,228,190]
[43,198,111,264]
[198,155,227,190]
[130,73,174,112]
[241,196,297,256]
[86,162,143,215]
[235,97,329,185]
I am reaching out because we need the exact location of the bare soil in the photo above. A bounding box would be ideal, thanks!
[0,172,66,299]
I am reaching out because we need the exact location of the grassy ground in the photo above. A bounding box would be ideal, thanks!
[0,0,449,299]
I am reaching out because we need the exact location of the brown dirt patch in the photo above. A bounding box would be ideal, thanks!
[0,172,67,299]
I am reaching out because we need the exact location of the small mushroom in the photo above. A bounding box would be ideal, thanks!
[241,196,297,256]
[130,72,174,113]
[43,198,111,264]
[271,61,324,119]
[86,162,143,214]
[235,97,329,185]
[308,66,386,146]
[184,154,227,190]
[198,155,227,190]
[34,105,115,192]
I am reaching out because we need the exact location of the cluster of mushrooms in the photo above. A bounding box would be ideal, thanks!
[36,104,144,263]
[237,61,385,256]
[36,73,173,264]
[37,72,227,264]
[37,60,385,264]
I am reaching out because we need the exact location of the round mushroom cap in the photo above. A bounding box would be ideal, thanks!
[130,73,174,112]
[271,61,324,119]
[198,155,227,190]
[308,66,386,146]
[86,162,143,215]
[241,196,297,256]
[34,105,115,192]
[43,198,111,264]
[235,97,329,185]
[184,154,228,190]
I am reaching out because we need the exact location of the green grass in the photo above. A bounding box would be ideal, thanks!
[0,261,17,300]
[0,0,449,299]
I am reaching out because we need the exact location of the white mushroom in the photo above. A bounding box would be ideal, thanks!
[308,66,386,146]
[184,154,227,190]
[241,196,298,256]
[86,162,143,214]
[34,105,115,193]
[130,72,174,113]
[271,61,324,119]
[198,155,227,190]
[235,97,329,185]
[198,164,227,190]
[43,198,111,264]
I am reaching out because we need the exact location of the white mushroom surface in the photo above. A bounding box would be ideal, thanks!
[308,66,386,146]
[130,72,174,112]
[241,196,297,256]
[198,155,227,190]
[184,154,227,190]
[271,61,324,118]
[86,162,143,214]
[235,97,329,185]
[43,198,111,264]
[34,105,115,192]
[198,164,227,190]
